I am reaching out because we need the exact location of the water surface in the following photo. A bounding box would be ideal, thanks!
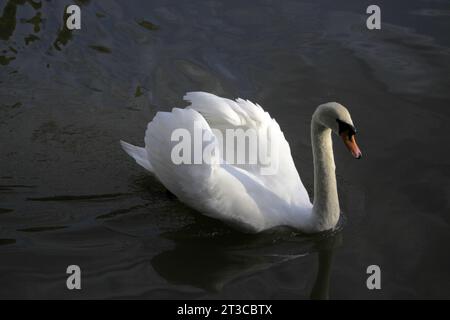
[0,0,449,299]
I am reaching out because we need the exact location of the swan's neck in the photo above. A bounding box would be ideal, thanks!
[311,120,340,231]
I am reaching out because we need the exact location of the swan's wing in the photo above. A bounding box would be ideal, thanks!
[144,108,212,202]
[120,140,154,173]
[184,91,267,132]
[144,107,265,231]
[183,92,311,207]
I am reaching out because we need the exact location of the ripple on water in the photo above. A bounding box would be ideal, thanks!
[0,239,16,246]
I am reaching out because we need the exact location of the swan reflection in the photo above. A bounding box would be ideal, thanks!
[151,223,342,299]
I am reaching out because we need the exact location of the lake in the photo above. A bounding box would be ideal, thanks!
[0,0,449,299]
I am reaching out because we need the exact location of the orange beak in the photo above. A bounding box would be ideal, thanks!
[340,132,362,159]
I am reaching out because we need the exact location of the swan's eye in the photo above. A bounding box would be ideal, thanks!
[336,119,356,138]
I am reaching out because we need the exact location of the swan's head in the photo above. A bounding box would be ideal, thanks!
[313,102,362,159]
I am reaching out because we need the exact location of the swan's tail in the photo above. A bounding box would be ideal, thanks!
[120,140,154,173]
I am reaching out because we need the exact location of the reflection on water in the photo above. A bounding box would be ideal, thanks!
[153,224,342,299]
[53,5,74,51]
[0,0,449,299]
[0,0,41,41]
[309,233,341,300]
[16,225,67,232]
[0,239,16,246]
[138,20,159,31]
[0,0,42,64]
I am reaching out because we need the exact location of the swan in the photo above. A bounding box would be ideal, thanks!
[120,92,362,233]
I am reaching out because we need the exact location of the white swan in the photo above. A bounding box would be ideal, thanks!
[121,92,361,233]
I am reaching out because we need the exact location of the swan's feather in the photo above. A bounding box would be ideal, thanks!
[184,91,268,131]
[120,140,154,173]
[183,92,311,205]
[143,108,264,231]
[122,92,314,232]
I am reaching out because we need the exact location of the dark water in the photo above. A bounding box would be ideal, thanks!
[0,0,449,299]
